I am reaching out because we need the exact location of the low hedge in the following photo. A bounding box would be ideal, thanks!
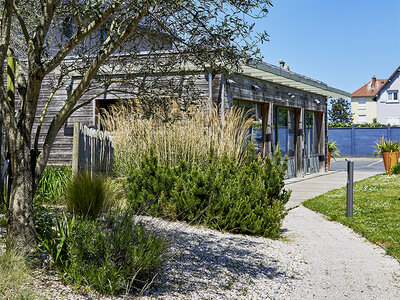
[126,146,290,238]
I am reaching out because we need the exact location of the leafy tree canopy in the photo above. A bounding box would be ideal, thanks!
[328,98,352,125]
[0,0,273,249]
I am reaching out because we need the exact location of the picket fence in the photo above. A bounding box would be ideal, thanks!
[72,122,114,175]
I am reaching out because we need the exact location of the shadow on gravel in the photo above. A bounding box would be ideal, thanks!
[139,218,287,297]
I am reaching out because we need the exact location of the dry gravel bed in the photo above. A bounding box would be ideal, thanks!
[139,217,301,300]
[8,216,303,299]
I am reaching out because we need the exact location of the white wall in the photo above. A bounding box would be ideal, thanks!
[376,71,400,125]
[351,97,377,123]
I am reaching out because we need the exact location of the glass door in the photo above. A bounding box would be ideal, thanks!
[304,111,319,174]
[273,107,296,178]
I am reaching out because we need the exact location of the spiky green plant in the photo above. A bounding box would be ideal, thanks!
[65,171,111,219]
[373,137,400,157]
[34,166,71,205]
[328,140,340,160]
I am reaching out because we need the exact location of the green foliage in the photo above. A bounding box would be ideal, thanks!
[0,246,39,299]
[36,211,75,267]
[35,209,166,295]
[253,120,262,129]
[327,141,340,160]
[391,163,400,174]
[126,144,290,238]
[373,137,400,156]
[65,172,114,219]
[34,166,71,205]
[328,98,352,124]
[328,122,391,128]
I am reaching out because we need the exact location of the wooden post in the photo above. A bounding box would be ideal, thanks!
[72,122,80,176]
[263,103,273,157]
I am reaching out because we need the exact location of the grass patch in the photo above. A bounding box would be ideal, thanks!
[0,247,39,299]
[303,174,400,259]
[35,166,72,205]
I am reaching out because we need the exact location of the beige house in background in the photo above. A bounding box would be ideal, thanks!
[351,76,387,123]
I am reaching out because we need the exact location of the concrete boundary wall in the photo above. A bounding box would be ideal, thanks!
[328,125,400,157]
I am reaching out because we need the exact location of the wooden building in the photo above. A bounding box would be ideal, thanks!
[38,57,350,178]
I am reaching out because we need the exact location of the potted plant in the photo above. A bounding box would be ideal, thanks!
[327,140,340,170]
[373,137,400,174]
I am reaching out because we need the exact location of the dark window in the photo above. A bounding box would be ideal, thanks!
[62,16,74,39]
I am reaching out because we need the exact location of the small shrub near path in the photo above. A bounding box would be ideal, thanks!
[303,174,400,259]
[35,208,167,296]
[127,145,290,238]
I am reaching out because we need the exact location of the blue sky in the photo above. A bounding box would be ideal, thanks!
[254,0,400,94]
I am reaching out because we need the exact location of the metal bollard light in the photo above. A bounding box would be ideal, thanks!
[345,159,354,218]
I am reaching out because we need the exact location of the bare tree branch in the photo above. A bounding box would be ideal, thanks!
[12,3,30,44]
[41,1,123,76]
[36,0,154,184]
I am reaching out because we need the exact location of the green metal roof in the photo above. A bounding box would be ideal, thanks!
[242,60,351,99]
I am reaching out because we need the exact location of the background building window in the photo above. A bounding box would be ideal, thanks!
[358,114,367,123]
[388,90,398,101]
[358,98,366,109]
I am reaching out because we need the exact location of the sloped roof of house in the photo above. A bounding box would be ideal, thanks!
[352,77,387,97]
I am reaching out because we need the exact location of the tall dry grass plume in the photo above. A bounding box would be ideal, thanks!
[101,99,253,175]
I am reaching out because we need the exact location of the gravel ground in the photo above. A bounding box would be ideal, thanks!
[139,217,301,300]
[15,216,302,300]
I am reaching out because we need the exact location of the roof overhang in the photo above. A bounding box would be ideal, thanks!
[241,60,351,99]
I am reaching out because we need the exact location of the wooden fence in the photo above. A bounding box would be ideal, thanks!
[72,122,114,175]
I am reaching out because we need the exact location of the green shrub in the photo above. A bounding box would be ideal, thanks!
[36,209,166,295]
[127,152,179,216]
[66,172,113,219]
[126,144,290,238]
[391,163,400,174]
[34,166,71,205]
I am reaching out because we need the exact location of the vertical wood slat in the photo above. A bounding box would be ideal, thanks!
[72,122,114,176]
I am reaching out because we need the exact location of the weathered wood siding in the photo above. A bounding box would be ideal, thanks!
[33,72,212,165]
[225,74,327,112]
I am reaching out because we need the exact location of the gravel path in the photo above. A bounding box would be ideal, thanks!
[282,206,400,299]
[281,170,400,299]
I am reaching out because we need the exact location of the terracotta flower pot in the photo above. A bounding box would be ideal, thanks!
[382,152,399,174]
[328,152,332,170]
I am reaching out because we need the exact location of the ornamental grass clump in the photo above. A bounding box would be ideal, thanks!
[100,100,253,175]
[66,171,114,219]
[373,137,400,156]
[0,246,38,299]
[34,166,72,205]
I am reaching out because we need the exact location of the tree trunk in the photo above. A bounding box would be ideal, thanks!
[6,139,37,250]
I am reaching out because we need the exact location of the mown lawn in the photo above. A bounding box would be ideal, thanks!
[303,174,400,259]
